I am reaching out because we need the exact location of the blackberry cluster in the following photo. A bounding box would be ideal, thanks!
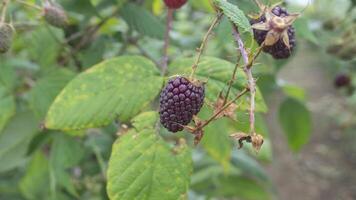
[0,23,13,53]
[163,0,187,9]
[251,6,296,59]
[334,74,351,88]
[159,76,205,132]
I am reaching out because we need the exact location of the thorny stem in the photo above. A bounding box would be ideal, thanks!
[0,0,10,24]
[199,88,249,130]
[232,25,260,134]
[15,0,42,10]
[190,12,223,79]
[161,8,174,76]
[223,54,241,105]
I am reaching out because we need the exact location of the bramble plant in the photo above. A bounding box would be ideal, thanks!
[2,0,354,199]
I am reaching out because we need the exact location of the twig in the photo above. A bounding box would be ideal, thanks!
[199,88,249,129]
[223,54,241,105]
[190,12,223,79]
[161,8,174,76]
[232,25,258,133]
[0,0,10,23]
[15,0,42,10]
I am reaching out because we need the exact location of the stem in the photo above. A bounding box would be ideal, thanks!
[200,88,249,129]
[223,54,241,105]
[190,12,222,79]
[232,25,258,134]
[161,8,173,76]
[15,0,42,10]
[0,0,10,23]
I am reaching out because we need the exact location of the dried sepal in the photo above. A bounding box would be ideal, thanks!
[213,95,238,120]
[251,133,264,152]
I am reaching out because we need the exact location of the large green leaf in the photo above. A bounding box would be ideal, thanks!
[45,56,163,131]
[0,87,15,133]
[121,3,165,39]
[19,151,50,200]
[169,56,267,112]
[201,108,233,169]
[131,111,158,132]
[29,69,75,119]
[0,112,39,173]
[215,0,252,34]
[278,98,312,152]
[107,129,192,200]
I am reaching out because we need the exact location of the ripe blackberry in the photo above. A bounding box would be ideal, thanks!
[163,0,187,9]
[251,6,297,59]
[43,2,68,28]
[159,76,205,132]
[0,23,13,53]
[334,74,351,88]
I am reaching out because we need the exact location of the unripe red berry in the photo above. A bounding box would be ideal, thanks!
[163,0,187,9]
[43,2,68,28]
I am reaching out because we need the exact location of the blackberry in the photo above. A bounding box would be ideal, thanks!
[163,0,187,9]
[159,76,205,132]
[43,2,68,28]
[0,23,13,53]
[251,6,297,59]
[334,74,351,88]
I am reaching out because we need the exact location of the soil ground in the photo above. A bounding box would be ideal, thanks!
[263,43,356,200]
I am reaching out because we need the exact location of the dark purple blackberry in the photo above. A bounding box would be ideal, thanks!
[251,6,296,59]
[159,76,205,132]
[334,74,351,88]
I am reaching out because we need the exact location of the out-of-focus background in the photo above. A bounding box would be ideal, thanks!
[0,0,355,200]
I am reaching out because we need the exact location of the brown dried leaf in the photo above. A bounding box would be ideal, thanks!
[213,97,238,120]
[251,133,264,152]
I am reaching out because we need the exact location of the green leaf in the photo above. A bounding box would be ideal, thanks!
[231,151,269,183]
[169,56,267,112]
[215,0,252,34]
[0,62,16,91]
[24,27,62,70]
[215,176,272,200]
[278,98,312,152]
[45,56,163,131]
[201,108,232,169]
[121,3,165,39]
[0,87,15,132]
[107,129,192,200]
[19,151,50,200]
[281,84,306,102]
[294,17,318,45]
[189,0,215,13]
[131,111,158,131]
[0,112,39,173]
[50,134,85,169]
[29,69,75,119]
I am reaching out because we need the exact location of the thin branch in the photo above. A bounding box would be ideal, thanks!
[223,54,241,105]
[190,12,223,79]
[1,0,10,23]
[232,25,258,134]
[15,0,42,10]
[199,88,249,129]
[161,8,174,76]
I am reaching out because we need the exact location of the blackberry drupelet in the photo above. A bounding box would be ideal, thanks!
[251,6,296,59]
[159,76,205,132]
